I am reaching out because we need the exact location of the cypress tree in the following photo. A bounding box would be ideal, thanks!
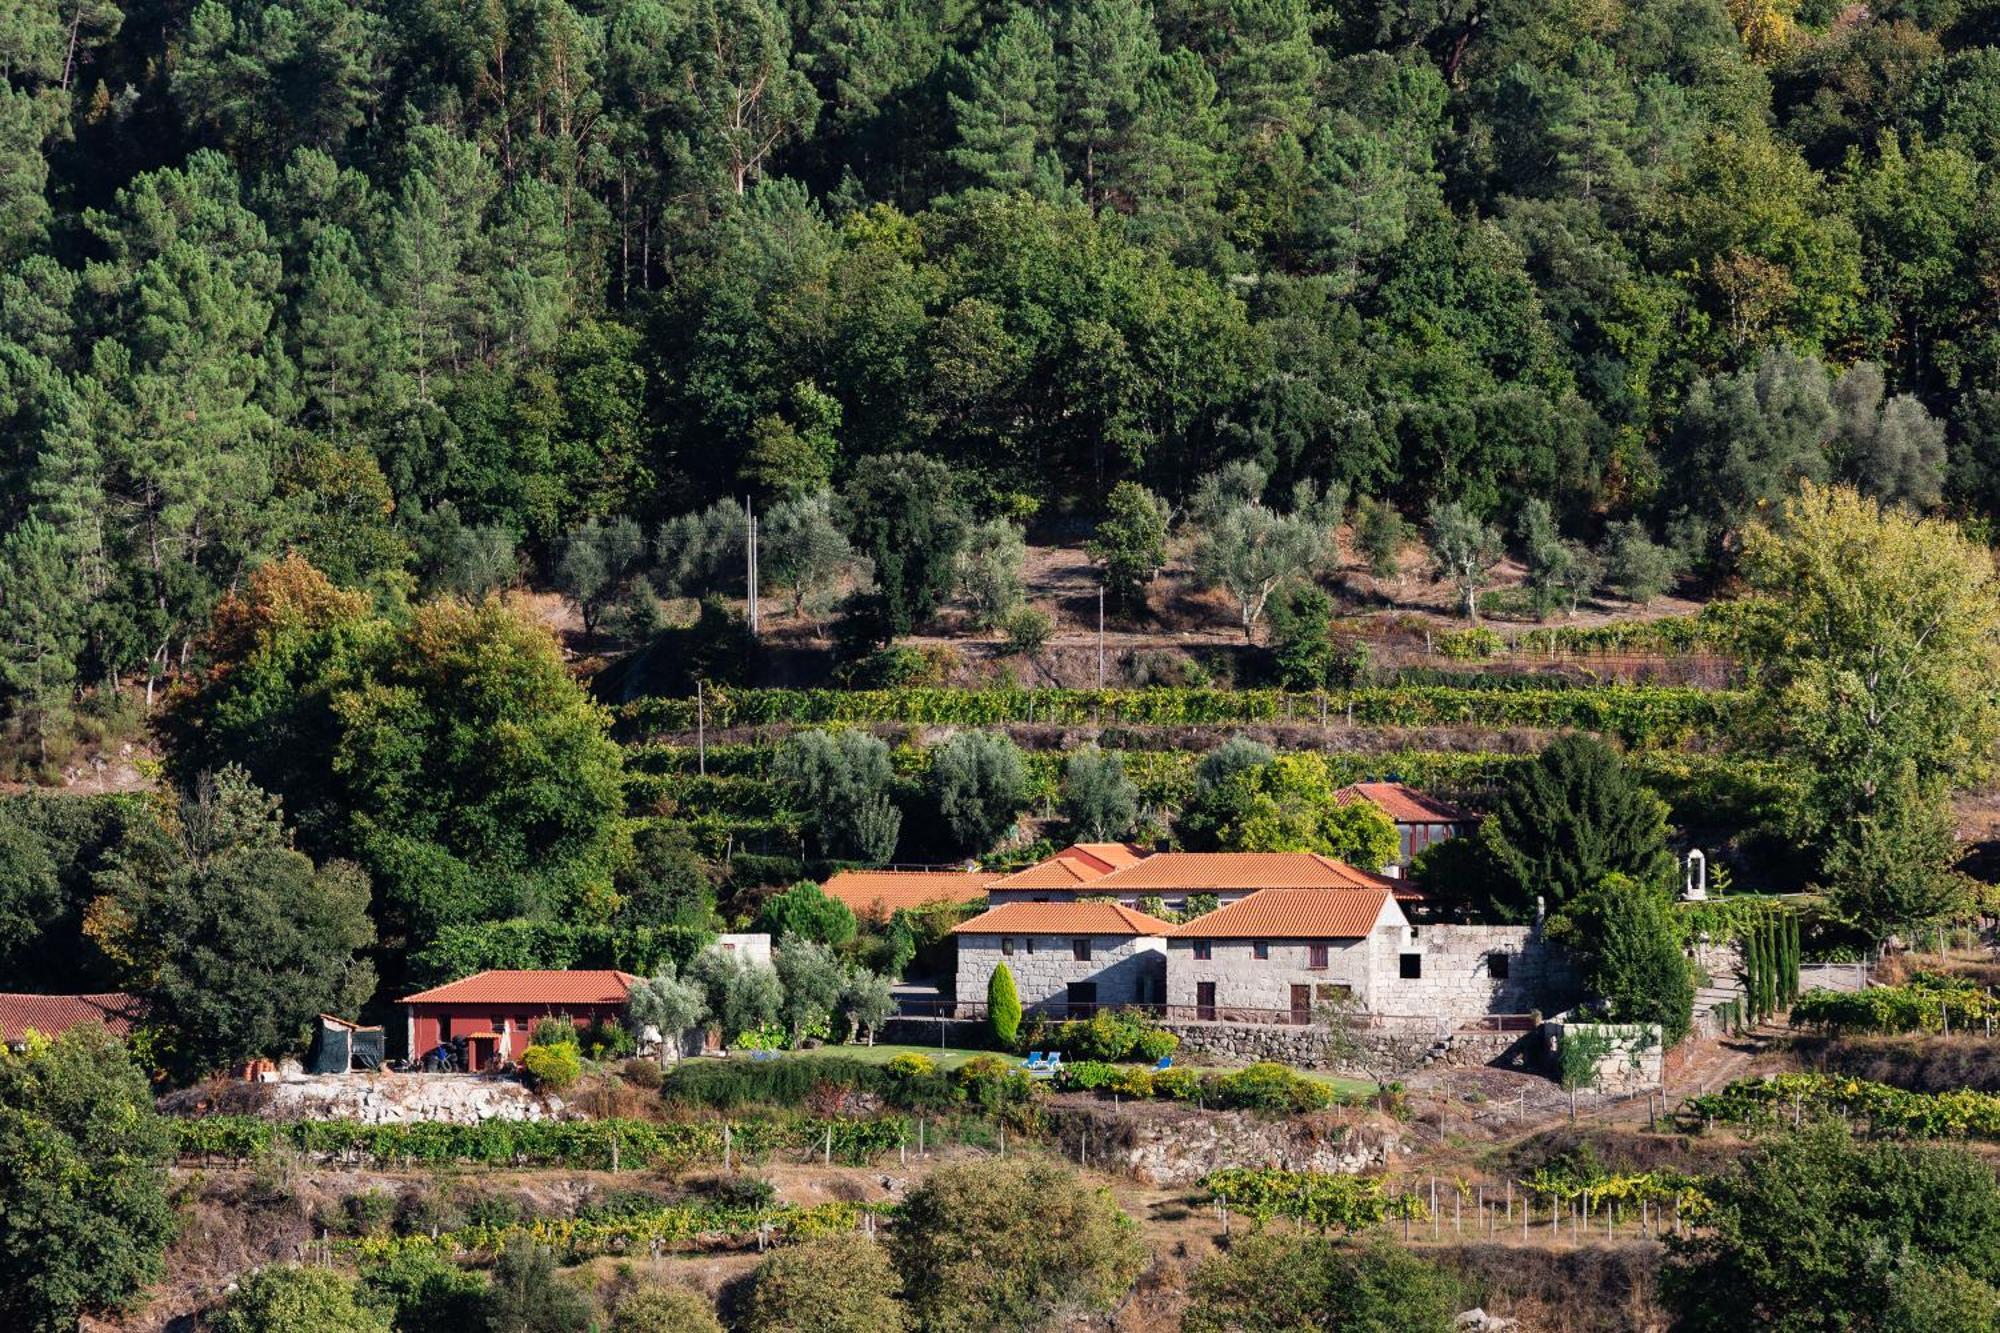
[1744,925,1763,1022]
[988,963,1022,1047]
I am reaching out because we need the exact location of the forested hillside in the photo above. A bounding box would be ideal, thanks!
[5,0,2000,748]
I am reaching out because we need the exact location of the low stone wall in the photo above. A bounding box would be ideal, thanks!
[1162,1019,1524,1078]
[1540,1019,1663,1094]
[878,1016,989,1048]
[1042,1098,1404,1185]
[159,1072,564,1124]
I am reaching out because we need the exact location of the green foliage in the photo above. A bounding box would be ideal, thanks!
[1791,977,2000,1035]
[773,730,902,865]
[176,562,626,945]
[1683,1074,2000,1140]
[520,1043,582,1091]
[745,1232,906,1332]
[1201,1170,1427,1234]
[888,1160,1144,1333]
[410,922,712,986]
[999,606,1053,655]
[96,766,375,1078]
[925,730,1028,855]
[0,1028,177,1333]
[1664,1124,2000,1332]
[840,453,968,639]
[757,883,857,948]
[1058,747,1139,841]
[987,963,1022,1047]
[211,1265,393,1333]
[611,1285,724,1333]
[479,1243,594,1332]
[1560,875,1696,1043]
[1184,1234,1457,1333]
[956,518,1028,629]
[1267,582,1335,688]
[1467,734,1676,921]
[1088,483,1169,607]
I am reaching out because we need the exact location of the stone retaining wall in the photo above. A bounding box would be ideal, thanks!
[1161,1019,1524,1078]
[1540,1019,1663,1094]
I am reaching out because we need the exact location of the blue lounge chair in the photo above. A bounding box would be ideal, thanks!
[1024,1051,1047,1071]
[1153,1056,1173,1072]
[1045,1051,1064,1071]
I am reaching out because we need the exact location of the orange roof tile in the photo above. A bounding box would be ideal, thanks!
[1089,851,1396,893]
[953,901,1175,936]
[401,970,641,1006]
[988,842,1152,889]
[0,992,139,1043]
[821,869,999,914]
[1334,782,1471,824]
[1167,889,1395,939]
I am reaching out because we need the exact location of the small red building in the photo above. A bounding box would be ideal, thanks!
[400,970,640,1070]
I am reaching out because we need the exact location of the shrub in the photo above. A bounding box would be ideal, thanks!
[1133,1028,1180,1062]
[1000,606,1053,656]
[211,1265,393,1333]
[584,1016,636,1060]
[1206,1063,1335,1114]
[889,1160,1145,1332]
[1154,1067,1202,1100]
[531,1015,580,1047]
[621,1057,663,1090]
[1108,1067,1156,1098]
[885,1052,936,1079]
[687,1174,777,1210]
[987,963,1022,1047]
[341,1189,396,1237]
[757,882,858,948]
[1054,1061,1118,1091]
[480,1244,594,1332]
[1185,1235,1459,1333]
[613,1284,724,1333]
[956,1054,1032,1111]
[520,1043,582,1091]
[1072,1010,1147,1061]
[359,1250,486,1333]
[745,1231,906,1332]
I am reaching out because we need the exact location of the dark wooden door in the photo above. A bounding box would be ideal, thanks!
[1196,981,1217,1021]
[1290,984,1312,1025]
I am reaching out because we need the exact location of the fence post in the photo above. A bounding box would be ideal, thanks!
[724,1124,732,1173]
[824,1125,833,1166]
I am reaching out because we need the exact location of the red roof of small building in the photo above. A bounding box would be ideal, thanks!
[1166,889,1396,939]
[0,992,139,1043]
[821,869,999,915]
[400,970,641,1006]
[952,901,1175,936]
[1334,782,1471,825]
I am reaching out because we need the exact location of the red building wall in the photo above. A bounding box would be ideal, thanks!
[406,1002,625,1061]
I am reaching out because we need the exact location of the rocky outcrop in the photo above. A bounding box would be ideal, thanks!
[160,1072,564,1124]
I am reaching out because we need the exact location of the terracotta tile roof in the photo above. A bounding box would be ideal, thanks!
[1089,851,1397,893]
[400,970,641,1006]
[0,992,139,1043]
[952,901,1175,936]
[821,869,999,914]
[1167,889,1395,939]
[1335,782,1471,824]
[988,842,1152,889]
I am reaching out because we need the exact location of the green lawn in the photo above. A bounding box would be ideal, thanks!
[769,1042,1001,1070]
[768,1043,1381,1095]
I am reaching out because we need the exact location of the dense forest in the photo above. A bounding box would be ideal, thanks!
[7,0,2000,736]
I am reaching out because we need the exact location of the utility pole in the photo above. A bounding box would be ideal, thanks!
[696,680,706,775]
[744,498,759,635]
[1097,585,1106,686]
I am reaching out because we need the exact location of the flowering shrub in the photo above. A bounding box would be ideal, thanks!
[521,1043,582,1091]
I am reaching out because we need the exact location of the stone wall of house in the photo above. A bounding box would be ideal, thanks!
[1165,923,1578,1025]
[1540,1018,1663,1094]
[1378,923,1581,1021]
[1167,933,1381,1013]
[955,935,1166,1012]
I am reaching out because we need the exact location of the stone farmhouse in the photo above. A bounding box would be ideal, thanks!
[920,841,1574,1027]
[952,900,1174,1014]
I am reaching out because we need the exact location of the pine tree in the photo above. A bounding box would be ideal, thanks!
[1058,0,1155,205]
[947,10,1059,193]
